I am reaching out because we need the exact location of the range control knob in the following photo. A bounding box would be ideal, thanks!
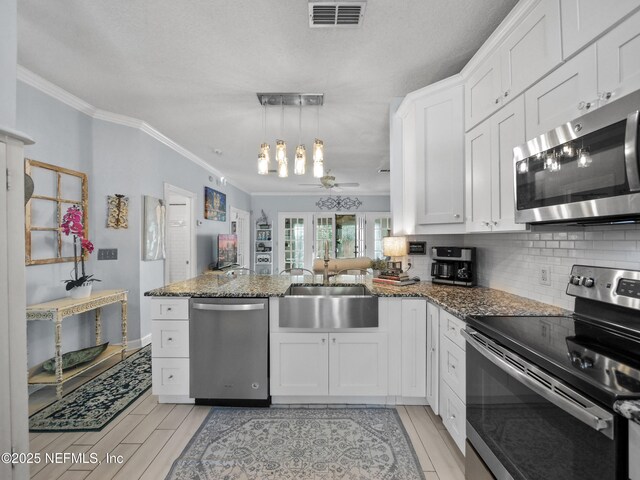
[570,275,581,286]
[581,277,595,288]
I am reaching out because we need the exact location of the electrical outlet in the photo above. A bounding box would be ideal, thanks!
[539,265,551,286]
[98,248,118,260]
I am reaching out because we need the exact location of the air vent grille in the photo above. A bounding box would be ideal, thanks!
[309,2,366,28]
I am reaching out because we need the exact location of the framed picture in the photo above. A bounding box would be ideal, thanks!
[204,187,226,221]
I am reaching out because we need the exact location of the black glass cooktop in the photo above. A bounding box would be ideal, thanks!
[465,314,640,407]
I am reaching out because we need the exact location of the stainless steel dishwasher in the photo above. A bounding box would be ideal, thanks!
[189,297,269,406]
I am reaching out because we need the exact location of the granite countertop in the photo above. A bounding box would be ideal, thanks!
[614,400,640,424]
[145,274,568,318]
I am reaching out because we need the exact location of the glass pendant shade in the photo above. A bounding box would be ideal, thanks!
[294,145,306,175]
[278,157,288,178]
[257,143,270,175]
[276,140,286,163]
[313,160,324,178]
[313,139,324,178]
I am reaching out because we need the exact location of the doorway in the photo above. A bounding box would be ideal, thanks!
[164,184,196,284]
[230,207,250,268]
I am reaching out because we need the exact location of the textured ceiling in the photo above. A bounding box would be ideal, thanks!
[17,0,517,194]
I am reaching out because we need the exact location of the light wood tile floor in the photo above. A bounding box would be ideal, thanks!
[29,363,465,479]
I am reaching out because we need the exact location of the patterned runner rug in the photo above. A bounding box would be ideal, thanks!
[167,407,425,480]
[29,344,151,432]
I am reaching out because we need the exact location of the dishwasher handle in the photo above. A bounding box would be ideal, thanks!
[192,302,265,311]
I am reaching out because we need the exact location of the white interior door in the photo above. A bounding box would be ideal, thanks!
[164,184,196,284]
[230,207,250,268]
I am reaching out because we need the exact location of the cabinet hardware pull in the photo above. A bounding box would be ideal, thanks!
[453,213,460,219]
[168,374,174,379]
[166,307,172,311]
[503,90,510,97]
[167,337,173,341]
[494,97,500,104]
[599,91,612,101]
[492,221,498,226]
[322,338,326,344]
[332,338,336,344]
[577,101,592,110]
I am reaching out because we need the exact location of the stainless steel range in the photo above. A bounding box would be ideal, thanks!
[464,265,640,480]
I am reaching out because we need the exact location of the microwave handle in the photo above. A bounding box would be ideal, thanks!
[625,110,640,192]
[462,328,615,440]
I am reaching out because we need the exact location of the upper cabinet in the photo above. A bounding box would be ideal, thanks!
[465,0,562,130]
[597,9,640,104]
[560,0,640,58]
[392,77,466,235]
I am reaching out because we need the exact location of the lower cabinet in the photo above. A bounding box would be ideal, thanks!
[440,380,467,454]
[270,332,388,397]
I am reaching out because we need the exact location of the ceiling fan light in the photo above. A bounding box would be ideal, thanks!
[278,157,289,178]
[276,140,286,163]
[294,145,306,175]
[313,139,324,162]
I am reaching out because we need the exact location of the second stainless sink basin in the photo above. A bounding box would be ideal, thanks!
[280,284,378,329]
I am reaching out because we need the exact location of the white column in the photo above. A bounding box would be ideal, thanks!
[0,0,17,130]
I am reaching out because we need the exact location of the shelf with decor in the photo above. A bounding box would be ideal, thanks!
[255,224,273,275]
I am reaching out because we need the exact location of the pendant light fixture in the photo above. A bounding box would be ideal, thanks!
[313,103,324,178]
[255,93,323,178]
[294,98,306,175]
[257,100,270,175]
[276,97,288,178]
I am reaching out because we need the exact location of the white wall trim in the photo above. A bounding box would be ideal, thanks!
[251,192,390,196]
[16,65,249,194]
[126,333,152,350]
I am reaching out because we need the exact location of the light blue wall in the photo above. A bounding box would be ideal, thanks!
[19,81,251,367]
[250,194,390,272]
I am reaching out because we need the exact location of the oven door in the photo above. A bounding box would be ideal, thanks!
[463,328,626,480]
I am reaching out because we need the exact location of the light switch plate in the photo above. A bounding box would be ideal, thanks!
[98,248,118,260]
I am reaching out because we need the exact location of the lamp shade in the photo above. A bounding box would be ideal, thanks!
[382,236,407,257]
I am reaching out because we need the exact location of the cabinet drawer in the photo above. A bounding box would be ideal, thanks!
[152,358,189,396]
[440,335,466,400]
[440,310,466,350]
[440,380,466,455]
[152,321,189,358]
[150,298,189,320]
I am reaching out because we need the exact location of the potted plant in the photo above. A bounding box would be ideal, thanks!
[371,258,387,277]
[61,205,100,298]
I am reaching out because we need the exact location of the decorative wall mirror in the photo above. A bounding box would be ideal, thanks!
[25,159,89,265]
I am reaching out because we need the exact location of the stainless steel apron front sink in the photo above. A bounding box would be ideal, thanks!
[280,285,378,329]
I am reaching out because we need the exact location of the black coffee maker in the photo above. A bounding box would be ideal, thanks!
[430,247,476,287]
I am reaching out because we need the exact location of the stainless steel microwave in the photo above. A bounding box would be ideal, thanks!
[513,89,640,224]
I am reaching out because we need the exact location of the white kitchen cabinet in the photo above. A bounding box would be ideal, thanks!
[270,332,329,396]
[466,96,527,233]
[415,83,465,226]
[150,297,191,402]
[440,380,466,455]
[631,420,640,479]
[329,333,388,396]
[440,335,466,401]
[465,54,502,129]
[464,0,562,131]
[426,303,440,414]
[525,45,598,138]
[401,300,427,398]
[560,0,640,59]
[598,9,640,105]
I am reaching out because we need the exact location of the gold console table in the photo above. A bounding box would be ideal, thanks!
[27,289,128,399]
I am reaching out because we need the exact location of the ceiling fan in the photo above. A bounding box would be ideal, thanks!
[299,170,360,190]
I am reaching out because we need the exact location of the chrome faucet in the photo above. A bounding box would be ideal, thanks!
[323,240,331,285]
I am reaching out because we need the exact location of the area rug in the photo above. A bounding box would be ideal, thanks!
[166,407,425,480]
[29,344,151,432]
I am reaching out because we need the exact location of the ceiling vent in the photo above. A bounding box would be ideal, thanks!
[308,1,366,28]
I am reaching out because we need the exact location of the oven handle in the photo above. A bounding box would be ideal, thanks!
[192,303,265,311]
[625,110,640,192]
[462,328,615,440]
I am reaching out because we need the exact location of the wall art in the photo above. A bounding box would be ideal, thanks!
[107,194,129,229]
[316,196,362,211]
[143,195,166,261]
[205,187,226,221]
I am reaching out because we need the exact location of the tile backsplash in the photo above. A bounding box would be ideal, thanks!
[408,225,640,311]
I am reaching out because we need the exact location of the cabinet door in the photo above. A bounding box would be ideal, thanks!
[329,333,388,396]
[490,95,527,232]
[439,381,466,455]
[401,300,427,398]
[465,54,502,130]
[440,335,466,401]
[561,0,640,58]
[598,9,640,105]
[270,333,329,396]
[415,85,465,225]
[500,0,562,100]
[525,45,598,138]
[426,303,440,414]
[465,119,493,232]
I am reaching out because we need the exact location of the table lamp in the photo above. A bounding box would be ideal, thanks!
[382,236,407,274]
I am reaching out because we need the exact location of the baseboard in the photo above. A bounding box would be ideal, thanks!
[126,334,152,350]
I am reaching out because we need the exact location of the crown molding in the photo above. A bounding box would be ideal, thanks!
[16,65,250,194]
[396,74,464,118]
